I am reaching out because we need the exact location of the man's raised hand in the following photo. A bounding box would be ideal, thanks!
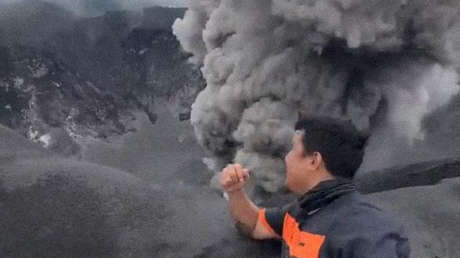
[219,163,250,193]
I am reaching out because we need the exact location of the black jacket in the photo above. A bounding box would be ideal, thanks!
[258,179,410,258]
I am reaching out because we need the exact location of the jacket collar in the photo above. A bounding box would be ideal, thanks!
[297,178,356,214]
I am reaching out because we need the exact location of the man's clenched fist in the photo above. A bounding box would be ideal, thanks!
[219,163,250,193]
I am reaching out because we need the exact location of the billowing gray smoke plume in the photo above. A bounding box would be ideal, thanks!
[174,0,460,192]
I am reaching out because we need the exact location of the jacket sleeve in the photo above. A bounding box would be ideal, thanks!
[258,207,285,237]
[258,202,294,237]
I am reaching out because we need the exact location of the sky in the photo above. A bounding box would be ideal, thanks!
[0,0,188,16]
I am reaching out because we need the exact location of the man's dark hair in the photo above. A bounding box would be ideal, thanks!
[294,118,369,179]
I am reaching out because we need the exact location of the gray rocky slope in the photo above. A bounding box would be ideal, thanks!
[1,110,459,258]
[0,1,203,156]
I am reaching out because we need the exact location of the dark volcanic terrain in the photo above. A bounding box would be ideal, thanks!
[0,2,203,154]
[1,110,460,257]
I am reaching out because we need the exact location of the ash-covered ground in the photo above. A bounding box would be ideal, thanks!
[1,108,459,257]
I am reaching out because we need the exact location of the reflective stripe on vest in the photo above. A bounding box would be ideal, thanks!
[283,213,326,258]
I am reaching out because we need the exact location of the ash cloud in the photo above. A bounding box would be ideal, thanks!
[174,0,460,192]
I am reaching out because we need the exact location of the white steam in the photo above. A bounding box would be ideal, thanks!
[174,0,460,192]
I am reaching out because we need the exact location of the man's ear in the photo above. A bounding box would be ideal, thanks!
[311,152,323,170]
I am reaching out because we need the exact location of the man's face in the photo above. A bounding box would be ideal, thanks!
[284,130,310,193]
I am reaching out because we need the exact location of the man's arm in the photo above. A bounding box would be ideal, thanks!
[219,164,280,240]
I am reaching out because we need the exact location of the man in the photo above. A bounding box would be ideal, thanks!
[219,119,410,258]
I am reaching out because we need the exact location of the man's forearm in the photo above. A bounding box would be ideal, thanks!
[228,189,260,236]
